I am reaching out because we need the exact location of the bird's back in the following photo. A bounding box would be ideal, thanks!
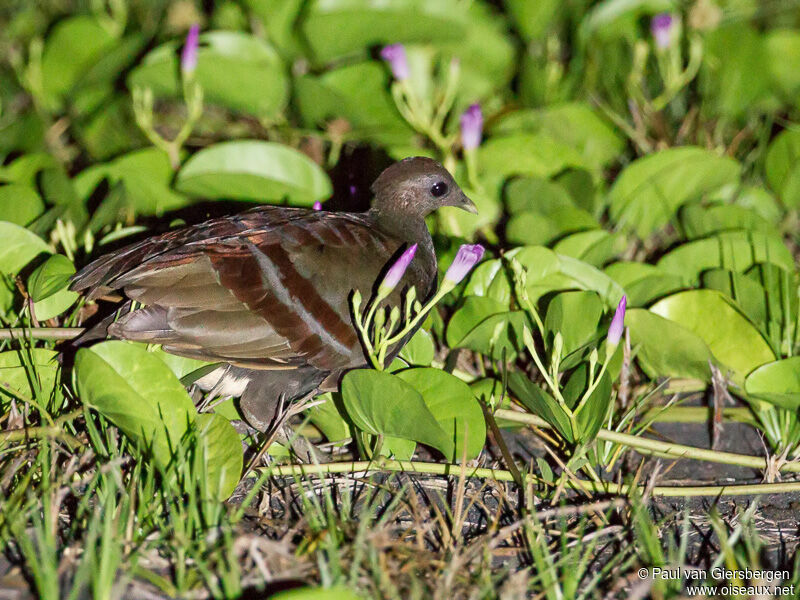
[71,206,436,372]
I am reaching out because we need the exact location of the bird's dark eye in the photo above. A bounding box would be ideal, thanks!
[430,181,448,197]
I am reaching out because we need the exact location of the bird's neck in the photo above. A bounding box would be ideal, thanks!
[369,207,436,282]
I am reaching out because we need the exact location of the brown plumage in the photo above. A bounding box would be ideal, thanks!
[70,157,476,430]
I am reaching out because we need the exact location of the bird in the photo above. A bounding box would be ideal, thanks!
[70,157,477,432]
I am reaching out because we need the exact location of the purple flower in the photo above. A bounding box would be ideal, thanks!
[651,13,675,49]
[379,243,417,295]
[312,201,322,211]
[460,104,483,151]
[444,244,485,286]
[181,24,200,75]
[607,295,627,349]
[380,44,409,81]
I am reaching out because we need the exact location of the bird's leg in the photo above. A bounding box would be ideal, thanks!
[244,391,327,476]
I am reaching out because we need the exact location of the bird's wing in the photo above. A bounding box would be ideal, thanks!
[71,210,414,371]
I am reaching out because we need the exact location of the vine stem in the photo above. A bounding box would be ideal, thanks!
[493,409,800,474]
[252,458,800,497]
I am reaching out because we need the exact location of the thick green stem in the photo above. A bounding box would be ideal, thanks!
[252,459,800,497]
[494,409,800,473]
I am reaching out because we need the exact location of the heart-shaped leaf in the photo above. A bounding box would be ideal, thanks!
[397,368,486,461]
[0,222,51,275]
[176,141,332,206]
[28,254,75,302]
[75,341,242,499]
[340,369,454,458]
[649,290,776,386]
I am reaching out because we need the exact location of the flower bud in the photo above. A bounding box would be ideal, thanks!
[460,103,483,151]
[181,24,200,75]
[378,243,417,296]
[380,43,409,81]
[443,244,485,287]
[650,13,675,49]
[607,295,627,350]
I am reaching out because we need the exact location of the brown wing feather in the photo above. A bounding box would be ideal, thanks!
[71,210,431,372]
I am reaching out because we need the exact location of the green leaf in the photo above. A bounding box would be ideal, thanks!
[0,222,51,275]
[699,24,774,120]
[147,347,216,381]
[492,103,624,170]
[246,0,306,58]
[627,308,714,382]
[566,364,612,443]
[128,31,288,118]
[195,413,244,499]
[32,288,78,321]
[307,392,352,443]
[765,129,800,207]
[398,329,435,366]
[0,185,45,226]
[41,16,116,105]
[295,62,413,145]
[0,154,58,186]
[505,177,573,215]
[553,230,625,267]
[649,290,775,386]
[532,254,625,308]
[0,349,59,401]
[479,133,586,179]
[447,296,527,360]
[745,358,800,410]
[76,342,243,499]
[176,141,332,205]
[504,0,562,39]
[396,368,486,461]
[604,261,684,307]
[765,30,800,98]
[581,0,673,39]
[340,369,454,458]
[75,342,196,459]
[28,254,75,302]
[74,148,190,218]
[270,586,361,600]
[508,372,573,442]
[446,296,508,347]
[608,147,741,237]
[504,178,597,246]
[656,231,794,286]
[544,291,603,358]
[679,204,772,239]
[463,259,512,305]
[301,0,468,63]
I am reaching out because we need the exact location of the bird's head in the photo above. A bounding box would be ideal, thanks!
[370,157,477,218]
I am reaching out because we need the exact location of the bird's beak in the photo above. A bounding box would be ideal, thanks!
[459,192,478,214]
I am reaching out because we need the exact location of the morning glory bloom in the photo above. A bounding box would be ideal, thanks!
[181,24,200,75]
[380,44,409,81]
[607,295,627,349]
[379,243,417,296]
[312,201,322,210]
[650,13,675,49]
[444,244,485,287]
[460,104,484,151]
